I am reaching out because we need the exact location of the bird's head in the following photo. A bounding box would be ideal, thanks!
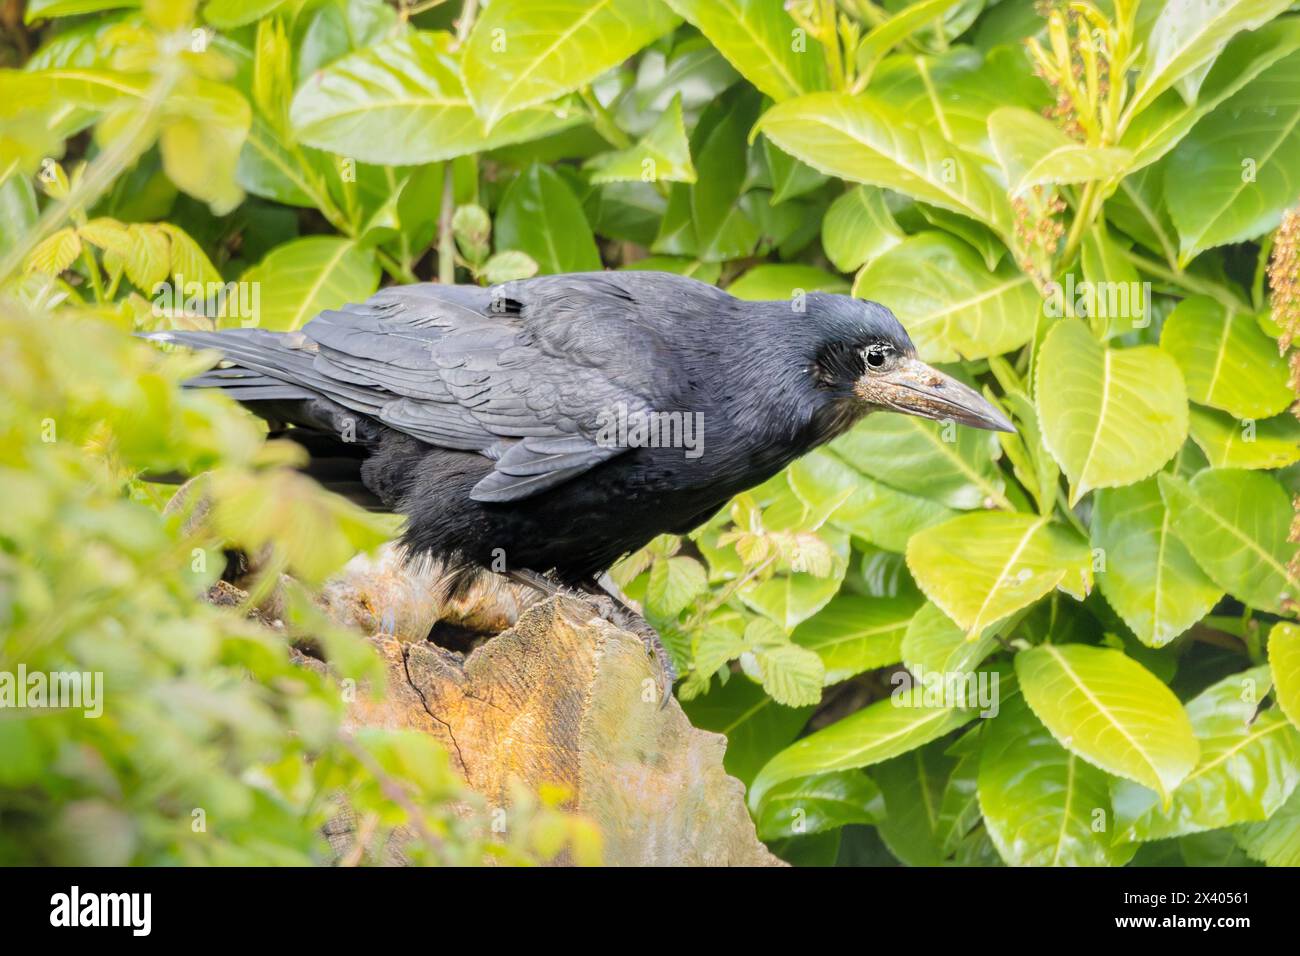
[804,293,1015,433]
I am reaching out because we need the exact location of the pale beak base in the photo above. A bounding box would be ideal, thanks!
[856,357,1015,433]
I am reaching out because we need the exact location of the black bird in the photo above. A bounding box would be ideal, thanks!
[150,271,1012,694]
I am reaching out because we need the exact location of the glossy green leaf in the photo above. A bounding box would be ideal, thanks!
[737,528,849,630]
[290,32,582,165]
[1165,49,1300,262]
[906,513,1091,636]
[788,448,955,552]
[240,237,379,331]
[821,186,903,274]
[989,107,1132,194]
[495,164,602,274]
[664,0,826,102]
[755,770,883,840]
[726,264,847,301]
[900,601,997,679]
[1236,784,1300,866]
[1188,405,1300,470]
[852,233,1039,363]
[586,94,695,185]
[205,0,286,29]
[833,406,1008,510]
[755,94,1014,237]
[1159,296,1293,419]
[1113,667,1300,840]
[1268,622,1300,732]
[1092,478,1223,649]
[749,695,972,808]
[791,593,921,684]
[1016,643,1199,801]
[1129,0,1292,117]
[1121,18,1300,172]
[873,744,955,865]
[1159,469,1299,613]
[462,0,678,128]
[979,693,1136,866]
[1036,319,1188,505]
[680,676,813,785]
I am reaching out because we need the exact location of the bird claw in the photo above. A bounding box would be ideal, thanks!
[580,596,676,709]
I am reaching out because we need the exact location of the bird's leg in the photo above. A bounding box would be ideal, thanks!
[504,568,617,619]
[578,576,677,710]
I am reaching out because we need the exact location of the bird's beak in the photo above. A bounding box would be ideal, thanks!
[857,357,1015,433]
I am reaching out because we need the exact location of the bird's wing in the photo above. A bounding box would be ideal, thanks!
[159,279,669,503]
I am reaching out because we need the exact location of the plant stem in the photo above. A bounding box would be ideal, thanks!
[376,247,417,285]
[437,162,457,284]
[1122,249,1250,313]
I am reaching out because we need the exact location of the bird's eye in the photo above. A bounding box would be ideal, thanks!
[865,345,890,369]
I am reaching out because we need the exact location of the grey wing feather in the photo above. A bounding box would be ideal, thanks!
[152,278,665,502]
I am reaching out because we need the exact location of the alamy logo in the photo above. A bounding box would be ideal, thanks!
[594,402,705,459]
[1042,273,1151,325]
[50,886,151,936]
[0,666,102,718]
[151,274,260,324]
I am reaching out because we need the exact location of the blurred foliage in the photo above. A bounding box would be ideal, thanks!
[2,0,1300,867]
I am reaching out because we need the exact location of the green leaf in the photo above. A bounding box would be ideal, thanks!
[24,227,81,276]
[749,695,972,809]
[856,0,963,78]
[1270,622,1300,732]
[832,406,1008,510]
[290,32,582,166]
[906,513,1091,637]
[754,641,826,707]
[1092,478,1223,649]
[1036,319,1188,505]
[978,693,1137,866]
[1121,18,1300,172]
[852,233,1038,363]
[1113,666,1300,840]
[494,164,602,274]
[680,676,813,785]
[726,263,848,301]
[755,94,1014,237]
[1158,469,1299,613]
[900,601,997,679]
[205,0,287,29]
[821,185,903,273]
[1236,784,1300,866]
[690,97,761,262]
[24,0,137,20]
[1016,643,1199,801]
[1159,296,1293,419]
[481,250,538,285]
[988,107,1132,194]
[738,528,849,630]
[791,593,921,684]
[240,236,379,331]
[1165,48,1300,262]
[462,0,678,128]
[586,94,695,185]
[663,0,826,102]
[873,744,955,865]
[788,448,954,553]
[755,771,883,840]
[1128,0,1292,118]
[645,555,707,619]
[869,47,1047,160]
[1188,405,1300,470]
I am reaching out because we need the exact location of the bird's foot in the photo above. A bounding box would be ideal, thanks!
[585,598,676,710]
